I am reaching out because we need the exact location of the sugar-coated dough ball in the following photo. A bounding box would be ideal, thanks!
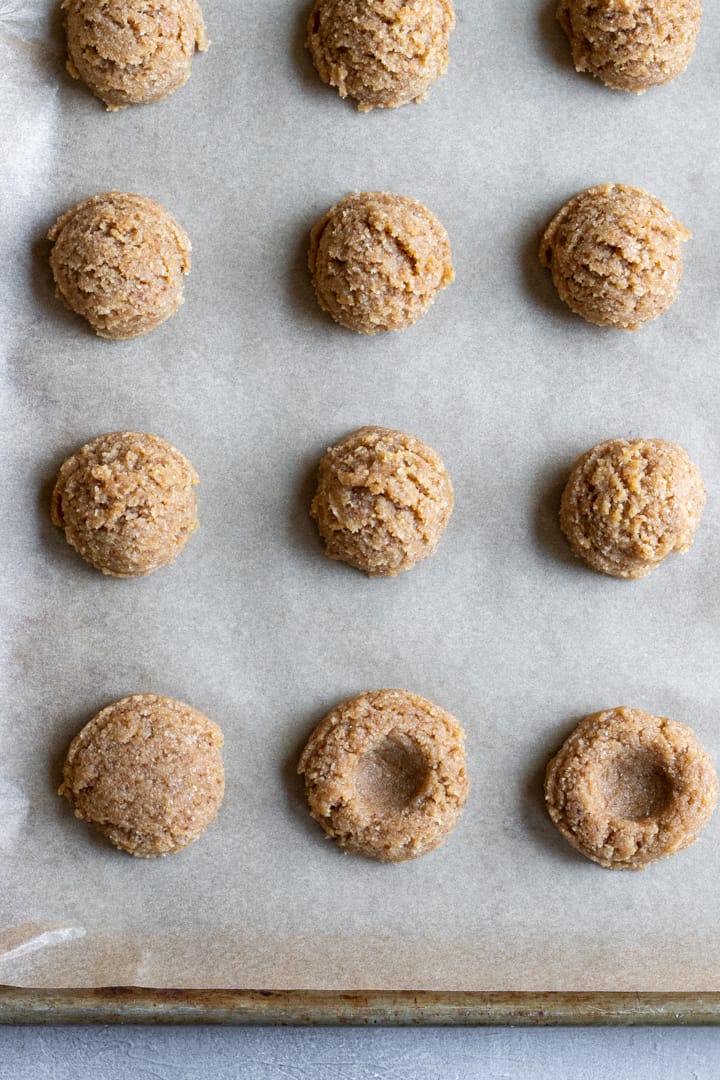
[545,707,718,869]
[311,426,454,577]
[48,192,191,340]
[309,192,454,334]
[307,0,454,111]
[59,695,224,857]
[558,0,702,93]
[63,0,208,110]
[298,688,469,862]
[51,431,199,577]
[560,438,705,579]
[540,184,690,330]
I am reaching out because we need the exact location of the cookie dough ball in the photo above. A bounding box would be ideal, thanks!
[59,695,224,857]
[51,431,199,577]
[558,0,702,93]
[310,426,454,576]
[48,192,191,340]
[63,0,208,110]
[539,184,690,330]
[307,0,454,111]
[309,191,454,334]
[560,438,705,579]
[298,689,469,862]
[545,707,718,870]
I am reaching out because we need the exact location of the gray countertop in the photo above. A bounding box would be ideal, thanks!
[2,1026,720,1079]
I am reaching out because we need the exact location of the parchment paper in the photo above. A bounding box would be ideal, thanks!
[2,0,720,992]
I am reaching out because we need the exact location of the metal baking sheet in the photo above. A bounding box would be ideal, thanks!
[2,0,720,1006]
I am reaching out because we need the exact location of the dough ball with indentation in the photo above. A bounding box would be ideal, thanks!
[63,0,208,110]
[298,688,469,862]
[557,0,702,93]
[59,695,224,857]
[560,438,705,579]
[545,707,717,870]
[309,191,454,334]
[539,184,690,330]
[310,426,453,576]
[51,431,199,577]
[48,191,191,340]
[307,0,454,111]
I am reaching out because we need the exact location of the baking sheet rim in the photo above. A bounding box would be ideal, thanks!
[1,987,720,1025]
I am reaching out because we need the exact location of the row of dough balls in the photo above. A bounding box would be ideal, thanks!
[59,690,718,872]
[61,0,703,112]
[46,184,691,340]
[51,428,706,581]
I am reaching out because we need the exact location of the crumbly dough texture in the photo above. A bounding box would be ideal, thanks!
[558,0,702,93]
[560,438,705,579]
[51,431,199,577]
[539,184,690,330]
[59,694,225,857]
[309,191,454,334]
[307,0,454,111]
[48,191,191,340]
[298,688,469,862]
[310,426,454,576]
[63,0,208,110]
[545,707,718,870]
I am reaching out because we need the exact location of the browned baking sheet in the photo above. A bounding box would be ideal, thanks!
[3,0,720,1002]
[2,989,720,1026]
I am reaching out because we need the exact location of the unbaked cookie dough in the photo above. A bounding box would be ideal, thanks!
[59,694,224,857]
[298,688,469,862]
[48,191,191,340]
[310,426,454,576]
[560,438,705,579]
[545,707,718,870]
[539,184,690,330]
[51,431,199,577]
[309,191,454,334]
[307,0,454,111]
[62,0,208,110]
[558,0,702,93]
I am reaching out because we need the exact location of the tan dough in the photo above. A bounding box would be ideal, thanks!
[309,191,454,334]
[310,425,454,576]
[560,438,705,579]
[48,191,191,340]
[51,431,199,577]
[545,707,718,869]
[558,0,702,93]
[307,0,454,111]
[298,688,469,862]
[63,0,208,110]
[539,184,690,330]
[59,695,224,857]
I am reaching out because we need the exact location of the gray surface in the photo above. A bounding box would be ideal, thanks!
[1,1026,720,1079]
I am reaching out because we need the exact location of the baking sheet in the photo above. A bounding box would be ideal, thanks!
[2,0,720,993]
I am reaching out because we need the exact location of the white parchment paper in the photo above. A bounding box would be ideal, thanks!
[2,0,720,991]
